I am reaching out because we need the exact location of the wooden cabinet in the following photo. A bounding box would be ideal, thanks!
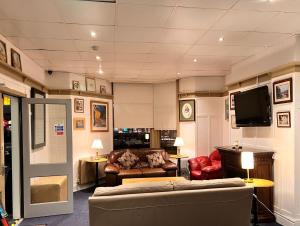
[217,146,275,223]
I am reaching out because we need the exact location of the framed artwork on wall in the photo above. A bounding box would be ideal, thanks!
[277,111,291,128]
[230,92,240,110]
[73,117,85,130]
[225,97,229,121]
[231,115,239,129]
[11,48,22,71]
[90,101,109,132]
[31,88,46,149]
[72,80,80,90]
[179,99,195,122]
[100,85,106,94]
[273,78,293,104]
[86,77,96,92]
[74,98,84,113]
[0,40,7,63]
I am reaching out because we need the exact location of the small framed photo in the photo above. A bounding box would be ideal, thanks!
[277,111,291,128]
[73,117,85,130]
[72,80,80,90]
[86,77,96,92]
[230,92,240,110]
[100,85,106,94]
[11,48,22,71]
[179,99,195,122]
[0,40,7,63]
[273,78,293,104]
[231,115,239,129]
[74,98,84,113]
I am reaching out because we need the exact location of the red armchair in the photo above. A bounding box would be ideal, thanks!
[188,150,223,180]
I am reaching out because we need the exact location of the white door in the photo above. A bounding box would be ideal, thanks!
[22,98,73,218]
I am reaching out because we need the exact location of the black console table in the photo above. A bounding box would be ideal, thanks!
[217,146,275,223]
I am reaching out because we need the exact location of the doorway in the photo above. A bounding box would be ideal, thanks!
[3,94,21,220]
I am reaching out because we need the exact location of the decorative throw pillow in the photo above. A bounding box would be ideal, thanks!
[146,152,166,168]
[133,161,150,169]
[117,151,139,169]
[113,163,124,169]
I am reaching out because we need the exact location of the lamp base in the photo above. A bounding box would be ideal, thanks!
[95,152,100,160]
[244,178,254,183]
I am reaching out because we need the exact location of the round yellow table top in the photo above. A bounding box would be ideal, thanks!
[83,157,108,163]
[170,154,189,159]
[245,178,274,188]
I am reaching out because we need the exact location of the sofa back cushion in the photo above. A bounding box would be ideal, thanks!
[93,181,173,196]
[173,178,245,191]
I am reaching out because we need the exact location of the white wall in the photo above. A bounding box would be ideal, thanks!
[180,76,225,93]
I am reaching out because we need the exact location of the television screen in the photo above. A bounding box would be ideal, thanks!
[235,86,271,127]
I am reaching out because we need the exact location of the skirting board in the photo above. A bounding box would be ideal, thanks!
[275,212,300,226]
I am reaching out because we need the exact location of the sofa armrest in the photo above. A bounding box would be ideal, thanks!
[104,163,120,174]
[162,161,177,171]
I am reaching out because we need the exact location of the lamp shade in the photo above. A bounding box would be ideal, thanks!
[174,137,184,147]
[91,139,103,150]
[241,152,254,169]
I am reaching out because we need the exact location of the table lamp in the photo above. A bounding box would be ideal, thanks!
[241,151,254,183]
[174,137,184,155]
[91,139,103,160]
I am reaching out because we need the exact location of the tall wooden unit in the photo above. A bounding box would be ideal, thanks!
[217,146,275,223]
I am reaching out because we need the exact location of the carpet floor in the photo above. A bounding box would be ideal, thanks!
[20,189,282,226]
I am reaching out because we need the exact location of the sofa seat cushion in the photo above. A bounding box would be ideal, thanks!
[133,161,150,169]
[93,181,173,196]
[141,168,166,177]
[190,170,204,180]
[173,178,245,191]
[118,169,143,178]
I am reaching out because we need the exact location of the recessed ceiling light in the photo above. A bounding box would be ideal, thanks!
[193,58,197,63]
[177,72,181,75]
[90,31,96,38]
[98,69,104,75]
[219,36,224,42]
[96,56,101,60]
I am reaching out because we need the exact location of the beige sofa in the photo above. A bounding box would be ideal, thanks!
[89,178,253,226]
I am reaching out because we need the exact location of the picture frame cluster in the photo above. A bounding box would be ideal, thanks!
[72,78,107,95]
[0,39,22,71]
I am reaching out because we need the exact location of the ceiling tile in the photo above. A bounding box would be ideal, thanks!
[115,53,150,62]
[44,51,81,61]
[234,0,300,13]
[0,0,63,22]
[117,0,178,6]
[54,0,115,25]
[197,30,248,45]
[115,42,153,53]
[117,3,173,27]
[177,0,237,9]
[22,50,48,60]
[79,52,115,61]
[161,28,205,44]
[213,10,277,31]
[166,7,225,29]
[115,27,164,42]
[74,40,114,53]
[27,38,77,51]
[66,24,115,41]
[150,43,190,55]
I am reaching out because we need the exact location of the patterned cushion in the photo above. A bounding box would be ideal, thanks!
[113,163,124,169]
[146,152,165,168]
[117,151,139,169]
[133,161,150,169]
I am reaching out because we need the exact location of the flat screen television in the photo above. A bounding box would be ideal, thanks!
[235,86,271,127]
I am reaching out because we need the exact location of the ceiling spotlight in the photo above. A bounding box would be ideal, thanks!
[177,72,181,75]
[96,56,101,60]
[90,31,96,38]
[193,58,197,63]
[98,69,104,75]
[219,36,224,42]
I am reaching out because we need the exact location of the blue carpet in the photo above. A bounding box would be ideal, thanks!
[20,189,282,226]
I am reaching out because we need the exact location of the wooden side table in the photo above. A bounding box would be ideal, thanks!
[84,157,108,187]
[245,178,274,226]
[169,154,189,176]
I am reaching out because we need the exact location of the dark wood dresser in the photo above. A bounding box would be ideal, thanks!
[217,146,275,223]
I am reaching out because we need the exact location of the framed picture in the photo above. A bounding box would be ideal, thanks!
[72,80,80,90]
[86,77,96,92]
[31,88,46,149]
[0,40,7,63]
[179,99,195,122]
[74,98,84,113]
[90,101,109,132]
[230,92,240,110]
[273,78,293,104]
[73,118,85,130]
[231,115,239,129]
[225,97,229,121]
[11,48,22,71]
[100,85,106,94]
[277,111,291,128]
